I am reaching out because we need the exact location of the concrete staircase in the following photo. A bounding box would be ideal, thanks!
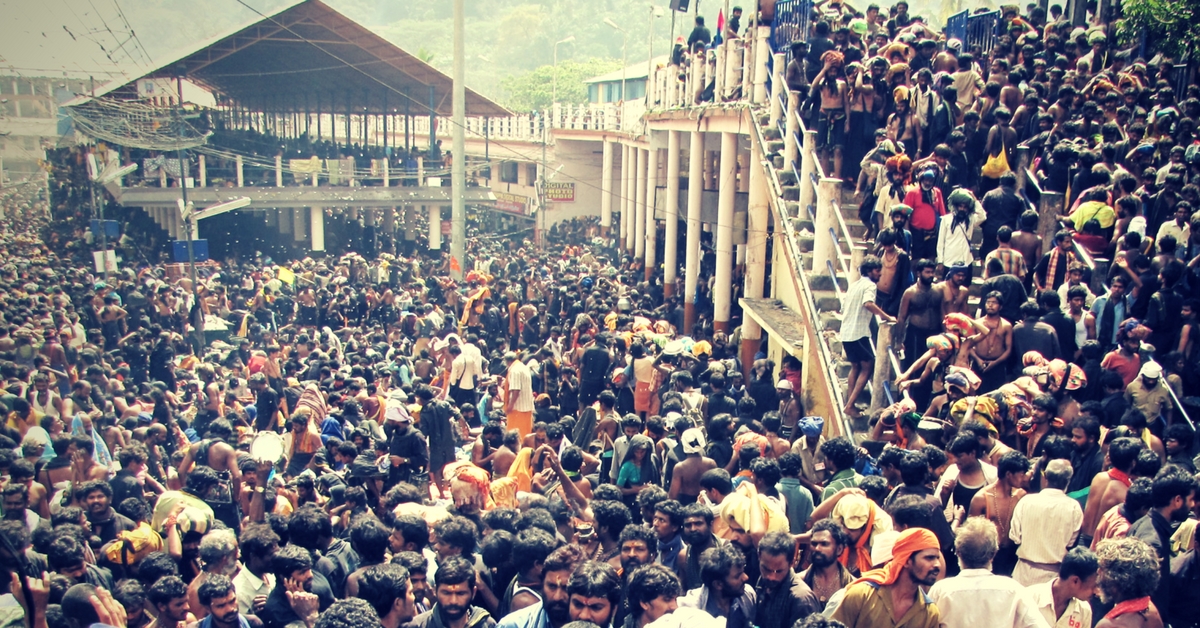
[757,107,997,430]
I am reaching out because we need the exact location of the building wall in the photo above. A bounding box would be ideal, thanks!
[0,75,73,179]
[543,138,605,226]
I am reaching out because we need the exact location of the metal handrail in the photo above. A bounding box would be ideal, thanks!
[830,227,848,274]
[827,259,843,301]
[1159,361,1197,431]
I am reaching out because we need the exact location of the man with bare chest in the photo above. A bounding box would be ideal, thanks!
[896,261,943,369]
[972,292,1013,393]
[669,428,717,505]
[938,267,970,317]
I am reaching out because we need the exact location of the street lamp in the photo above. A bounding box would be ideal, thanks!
[552,36,576,104]
[604,19,628,104]
[648,5,665,104]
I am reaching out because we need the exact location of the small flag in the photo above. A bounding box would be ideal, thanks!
[277,266,295,285]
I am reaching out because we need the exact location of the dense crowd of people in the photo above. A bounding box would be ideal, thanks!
[2,4,1200,628]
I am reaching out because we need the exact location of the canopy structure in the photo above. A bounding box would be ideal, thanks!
[69,0,508,119]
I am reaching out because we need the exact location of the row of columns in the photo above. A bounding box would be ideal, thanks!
[602,130,771,371]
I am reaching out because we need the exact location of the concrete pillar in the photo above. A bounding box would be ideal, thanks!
[278,206,293,234]
[664,131,681,298]
[634,148,647,259]
[236,155,244,187]
[428,205,441,250]
[869,322,895,412]
[736,150,750,268]
[644,146,659,280]
[310,207,325,251]
[382,159,390,188]
[275,155,283,187]
[601,140,613,235]
[714,132,737,332]
[799,129,818,219]
[742,136,769,374]
[294,208,308,242]
[813,177,840,276]
[625,145,636,253]
[198,155,207,188]
[684,131,703,334]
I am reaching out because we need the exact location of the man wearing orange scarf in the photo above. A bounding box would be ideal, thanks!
[830,528,942,628]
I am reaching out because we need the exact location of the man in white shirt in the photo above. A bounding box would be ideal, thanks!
[1009,459,1083,586]
[1026,547,1098,628]
[838,255,895,417]
[232,523,280,614]
[928,517,1049,628]
[504,352,535,438]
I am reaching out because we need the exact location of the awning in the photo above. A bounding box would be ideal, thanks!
[739,297,807,352]
[63,0,508,118]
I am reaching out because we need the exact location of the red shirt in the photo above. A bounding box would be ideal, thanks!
[903,187,945,231]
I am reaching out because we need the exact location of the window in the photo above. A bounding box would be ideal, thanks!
[0,80,11,95]
[588,84,599,103]
[16,80,33,96]
[526,163,538,185]
[499,161,518,183]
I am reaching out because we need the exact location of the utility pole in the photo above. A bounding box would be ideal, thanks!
[451,0,466,281]
[178,77,204,352]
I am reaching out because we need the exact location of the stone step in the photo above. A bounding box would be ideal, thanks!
[812,289,841,313]
[810,272,848,292]
[778,169,796,186]
[767,140,785,155]
[819,310,842,333]
[782,185,800,201]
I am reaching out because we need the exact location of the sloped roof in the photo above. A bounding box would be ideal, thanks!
[585,55,670,84]
[67,0,507,118]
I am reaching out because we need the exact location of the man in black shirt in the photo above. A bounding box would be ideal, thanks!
[686,16,711,50]
[110,444,149,507]
[578,335,612,410]
[250,373,281,432]
[388,410,428,489]
[980,172,1025,257]
[78,479,136,544]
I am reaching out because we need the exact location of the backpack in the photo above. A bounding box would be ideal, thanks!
[104,522,163,567]
[680,391,705,429]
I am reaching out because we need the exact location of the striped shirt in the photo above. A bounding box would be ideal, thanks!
[506,360,535,412]
[984,247,1028,279]
[839,277,877,342]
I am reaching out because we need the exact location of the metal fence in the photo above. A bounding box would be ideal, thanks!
[944,10,968,45]
[771,0,815,56]
[965,10,1001,54]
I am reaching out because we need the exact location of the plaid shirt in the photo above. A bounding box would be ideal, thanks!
[984,247,1027,278]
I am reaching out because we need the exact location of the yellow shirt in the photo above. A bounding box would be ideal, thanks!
[831,581,940,628]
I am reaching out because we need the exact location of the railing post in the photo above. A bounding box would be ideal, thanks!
[799,130,818,218]
[1038,191,1065,246]
[769,52,785,129]
[714,44,726,103]
[1015,145,1031,190]
[785,93,799,169]
[236,155,244,188]
[382,158,390,188]
[198,154,207,188]
[726,41,742,101]
[870,322,895,411]
[849,244,865,285]
[275,154,283,187]
[813,177,839,273]
[753,26,771,104]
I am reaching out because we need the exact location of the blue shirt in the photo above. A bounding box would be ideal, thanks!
[776,478,815,533]
[495,601,550,628]
[1090,292,1127,347]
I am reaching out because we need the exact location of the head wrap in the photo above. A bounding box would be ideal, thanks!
[734,431,771,457]
[944,371,973,395]
[715,482,790,542]
[681,428,707,455]
[798,416,824,439]
[942,313,975,338]
[854,528,941,585]
[832,495,888,574]
[893,85,910,103]
[1048,359,1087,391]
[821,50,845,66]
[446,461,494,511]
[926,334,955,352]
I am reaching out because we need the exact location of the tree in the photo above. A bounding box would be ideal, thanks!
[500,58,624,112]
[1117,0,1200,61]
